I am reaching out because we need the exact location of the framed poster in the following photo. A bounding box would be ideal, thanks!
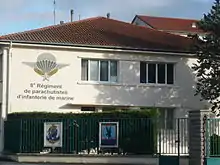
[99,122,119,148]
[44,122,63,148]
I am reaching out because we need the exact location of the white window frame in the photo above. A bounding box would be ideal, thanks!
[81,59,118,83]
[141,62,175,85]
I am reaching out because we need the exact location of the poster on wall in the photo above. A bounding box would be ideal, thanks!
[44,122,63,148]
[99,122,119,148]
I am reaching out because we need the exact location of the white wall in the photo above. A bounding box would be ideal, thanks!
[7,46,207,114]
[132,17,152,28]
[0,50,3,103]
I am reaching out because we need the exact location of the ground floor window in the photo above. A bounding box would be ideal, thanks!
[81,107,96,112]
[158,108,175,129]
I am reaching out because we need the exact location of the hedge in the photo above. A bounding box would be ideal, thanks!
[7,108,159,119]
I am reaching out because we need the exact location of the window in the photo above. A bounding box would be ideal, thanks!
[90,60,99,81]
[81,59,88,81]
[167,64,174,84]
[81,107,96,112]
[100,61,109,81]
[148,64,156,83]
[140,62,174,85]
[157,64,165,84]
[81,59,118,82]
[140,62,146,83]
[158,108,175,129]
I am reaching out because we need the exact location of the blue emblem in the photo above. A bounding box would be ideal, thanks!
[46,124,60,143]
[105,126,112,139]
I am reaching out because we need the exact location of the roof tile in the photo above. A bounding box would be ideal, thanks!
[0,17,193,53]
[137,15,204,33]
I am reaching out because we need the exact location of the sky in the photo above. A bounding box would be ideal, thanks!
[0,0,214,35]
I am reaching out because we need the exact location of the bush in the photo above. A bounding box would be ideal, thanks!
[7,108,159,119]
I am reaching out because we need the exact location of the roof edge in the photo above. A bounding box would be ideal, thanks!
[0,40,195,56]
[0,16,104,38]
[137,15,200,22]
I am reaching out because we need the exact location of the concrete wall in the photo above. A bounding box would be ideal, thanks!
[6,46,207,114]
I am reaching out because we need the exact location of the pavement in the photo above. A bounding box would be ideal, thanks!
[0,163,148,165]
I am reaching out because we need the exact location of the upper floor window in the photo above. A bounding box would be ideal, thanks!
[81,59,118,83]
[140,62,175,85]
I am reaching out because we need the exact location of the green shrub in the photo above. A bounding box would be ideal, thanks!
[7,108,159,119]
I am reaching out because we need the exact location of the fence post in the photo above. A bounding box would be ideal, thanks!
[177,118,180,165]
[188,109,210,165]
[19,119,23,153]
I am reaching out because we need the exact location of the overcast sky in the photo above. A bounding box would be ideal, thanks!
[0,0,214,35]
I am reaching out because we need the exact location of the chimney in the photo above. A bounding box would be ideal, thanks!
[192,22,197,28]
[60,21,64,25]
[107,13,110,19]
[70,9,74,22]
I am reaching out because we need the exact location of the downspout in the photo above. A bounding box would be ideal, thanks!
[6,41,12,118]
[0,41,12,153]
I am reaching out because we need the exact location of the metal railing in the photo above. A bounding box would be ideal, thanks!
[158,118,188,156]
[4,117,189,156]
[206,118,220,157]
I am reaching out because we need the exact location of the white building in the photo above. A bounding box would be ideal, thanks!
[0,16,209,153]
[132,15,206,38]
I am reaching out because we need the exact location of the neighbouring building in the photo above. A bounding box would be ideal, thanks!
[0,16,209,153]
[131,15,206,37]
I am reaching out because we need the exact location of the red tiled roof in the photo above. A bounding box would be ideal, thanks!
[0,17,193,53]
[136,15,204,33]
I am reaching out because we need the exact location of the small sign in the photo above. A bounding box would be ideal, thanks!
[44,122,63,148]
[99,122,119,148]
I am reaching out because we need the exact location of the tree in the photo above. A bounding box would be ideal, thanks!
[192,0,220,116]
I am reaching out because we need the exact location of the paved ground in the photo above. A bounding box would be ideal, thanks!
[0,162,146,165]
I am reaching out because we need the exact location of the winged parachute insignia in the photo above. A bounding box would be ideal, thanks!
[22,53,69,81]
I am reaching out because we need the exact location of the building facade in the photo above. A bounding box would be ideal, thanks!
[0,43,207,115]
[0,16,209,153]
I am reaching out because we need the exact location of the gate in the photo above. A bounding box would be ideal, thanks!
[205,118,220,165]
[158,118,188,165]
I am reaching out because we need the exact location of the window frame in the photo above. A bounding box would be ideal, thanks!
[140,62,175,85]
[81,59,119,83]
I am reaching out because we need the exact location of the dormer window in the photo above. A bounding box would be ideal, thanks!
[192,22,197,28]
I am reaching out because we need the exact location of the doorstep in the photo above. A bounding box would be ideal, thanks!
[0,154,189,165]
